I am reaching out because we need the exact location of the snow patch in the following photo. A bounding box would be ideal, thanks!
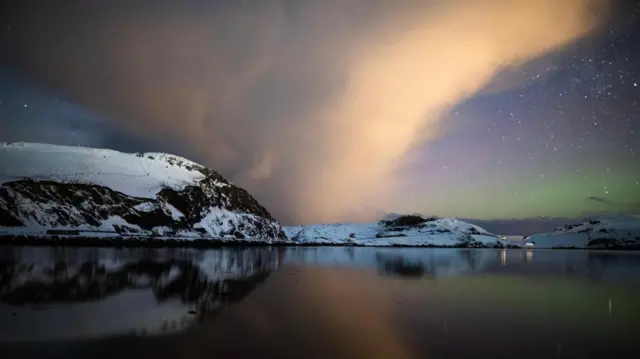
[0,142,212,199]
[133,202,156,212]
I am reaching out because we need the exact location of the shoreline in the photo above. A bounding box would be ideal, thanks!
[0,235,637,250]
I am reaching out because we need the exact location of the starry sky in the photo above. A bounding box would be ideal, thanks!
[0,0,639,225]
[396,18,640,220]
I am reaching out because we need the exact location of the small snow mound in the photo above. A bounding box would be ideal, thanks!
[285,215,498,247]
[526,215,640,249]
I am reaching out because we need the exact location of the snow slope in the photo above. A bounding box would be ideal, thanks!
[0,142,210,198]
[525,215,640,249]
[284,215,504,248]
[0,142,286,241]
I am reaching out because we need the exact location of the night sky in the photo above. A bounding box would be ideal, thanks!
[0,0,639,225]
[398,15,640,219]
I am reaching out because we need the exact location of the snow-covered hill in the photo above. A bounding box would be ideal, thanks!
[284,215,505,248]
[0,142,287,243]
[525,215,640,249]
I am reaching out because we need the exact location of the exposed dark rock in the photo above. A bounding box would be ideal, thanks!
[379,215,438,228]
[0,171,286,242]
[376,233,408,238]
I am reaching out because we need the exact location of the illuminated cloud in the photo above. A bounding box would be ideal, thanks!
[3,0,611,224]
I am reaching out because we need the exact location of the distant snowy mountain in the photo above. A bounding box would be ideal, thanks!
[284,214,505,248]
[0,142,287,243]
[525,215,640,249]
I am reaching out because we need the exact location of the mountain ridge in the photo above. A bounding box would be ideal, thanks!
[0,142,287,242]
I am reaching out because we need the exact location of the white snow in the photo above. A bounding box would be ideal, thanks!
[99,215,143,232]
[285,222,379,241]
[194,207,246,237]
[164,203,185,219]
[525,215,640,249]
[0,142,286,242]
[133,202,156,212]
[192,207,285,242]
[0,142,212,199]
[285,215,638,249]
[285,217,501,247]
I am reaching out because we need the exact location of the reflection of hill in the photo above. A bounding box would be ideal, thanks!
[285,247,640,284]
[0,247,284,342]
[287,247,497,279]
[375,253,431,278]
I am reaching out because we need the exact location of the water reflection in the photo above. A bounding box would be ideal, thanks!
[0,247,284,342]
[376,254,430,278]
[0,246,639,359]
[285,247,640,284]
[526,249,534,264]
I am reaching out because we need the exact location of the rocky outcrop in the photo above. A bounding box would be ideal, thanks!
[0,143,286,242]
[0,175,285,241]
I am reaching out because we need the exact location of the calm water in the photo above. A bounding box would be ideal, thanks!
[1,246,639,359]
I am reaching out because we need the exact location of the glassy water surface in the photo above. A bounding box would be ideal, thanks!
[1,246,639,359]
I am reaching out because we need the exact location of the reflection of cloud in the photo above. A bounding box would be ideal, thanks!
[2,0,611,224]
[300,268,414,359]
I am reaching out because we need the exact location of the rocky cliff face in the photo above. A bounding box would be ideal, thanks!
[0,143,286,242]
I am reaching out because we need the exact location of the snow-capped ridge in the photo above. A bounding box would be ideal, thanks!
[0,142,286,242]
